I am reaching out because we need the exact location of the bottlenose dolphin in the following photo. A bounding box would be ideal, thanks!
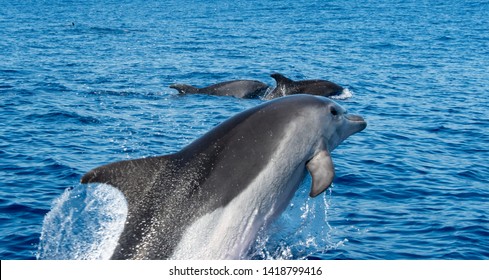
[265,73,344,100]
[169,80,270,99]
[80,95,366,259]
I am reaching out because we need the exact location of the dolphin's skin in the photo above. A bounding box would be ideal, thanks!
[80,95,366,259]
[170,80,270,99]
[265,73,344,99]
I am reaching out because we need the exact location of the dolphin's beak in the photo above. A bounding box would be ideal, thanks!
[345,114,365,122]
[345,114,367,131]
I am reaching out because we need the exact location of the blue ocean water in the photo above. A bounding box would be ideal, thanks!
[1,0,489,260]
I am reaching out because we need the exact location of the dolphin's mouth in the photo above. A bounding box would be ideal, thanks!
[345,114,367,131]
[345,114,365,122]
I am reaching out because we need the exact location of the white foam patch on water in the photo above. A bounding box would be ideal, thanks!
[37,184,127,260]
[330,88,354,100]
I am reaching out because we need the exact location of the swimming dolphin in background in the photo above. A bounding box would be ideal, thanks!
[265,73,344,100]
[80,95,366,259]
[169,80,270,99]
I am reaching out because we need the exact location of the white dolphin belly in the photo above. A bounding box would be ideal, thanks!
[171,143,307,259]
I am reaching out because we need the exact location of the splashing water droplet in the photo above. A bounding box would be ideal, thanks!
[37,184,127,260]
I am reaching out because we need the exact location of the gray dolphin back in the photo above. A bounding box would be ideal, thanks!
[169,80,269,99]
[80,99,288,259]
[267,73,344,99]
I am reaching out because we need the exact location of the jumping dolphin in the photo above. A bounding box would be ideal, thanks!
[80,95,366,259]
[265,73,344,100]
[169,80,270,99]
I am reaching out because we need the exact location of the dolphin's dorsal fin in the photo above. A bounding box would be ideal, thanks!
[271,73,294,86]
[169,84,199,94]
[306,150,335,197]
[80,156,174,206]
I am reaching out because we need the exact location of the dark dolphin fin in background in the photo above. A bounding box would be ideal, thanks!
[266,73,294,99]
[271,73,294,87]
[267,72,344,100]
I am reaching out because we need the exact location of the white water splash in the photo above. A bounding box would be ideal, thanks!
[247,180,347,259]
[330,88,354,100]
[37,184,127,260]
[37,180,343,260]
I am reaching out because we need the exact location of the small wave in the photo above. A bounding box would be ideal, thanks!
[26,110,101,125]
[0,69,24,75]
[69,25,142,36]
[436,35,455,41]
[85,90,148,97]
[425,125,449,133]
[369,42,401,50]
[34,81,70,93]
[34,157,80,180]
[37,184,127,260]
[1,200,33,212]
[89,26,129,35]
[391,63,426,69]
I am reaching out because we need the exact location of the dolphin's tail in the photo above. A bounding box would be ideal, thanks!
[81,156,174,206]
[81,155,183,260]
[169,84,199,94]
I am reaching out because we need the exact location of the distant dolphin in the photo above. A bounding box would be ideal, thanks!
[265,73,344,99]
[80,95,366,259]
[169,80,270,99]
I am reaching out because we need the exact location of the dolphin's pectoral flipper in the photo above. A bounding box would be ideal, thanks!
[306,150,335,197]
[80,156,172,205]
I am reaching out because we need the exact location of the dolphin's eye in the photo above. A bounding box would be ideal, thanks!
[330,107,338,116]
